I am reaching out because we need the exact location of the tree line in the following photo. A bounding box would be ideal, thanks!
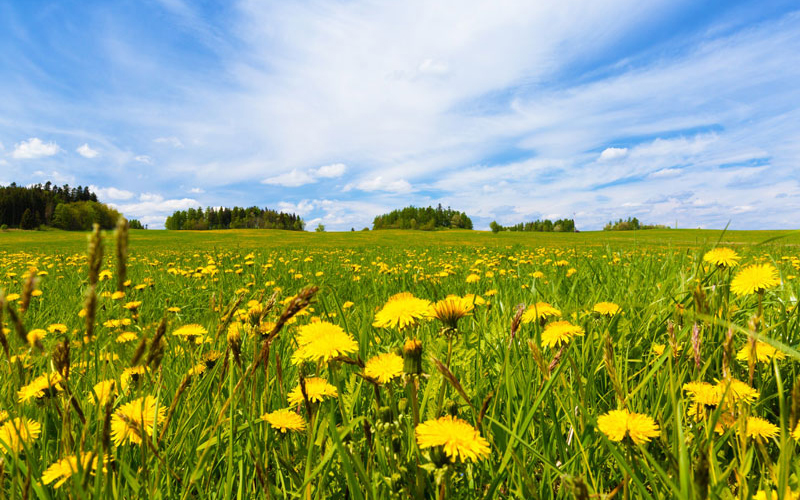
[603,217,670,231]
[0,182,120,230]
[489,218,576,233]
[164,206,305,231]
[372,204,473,230]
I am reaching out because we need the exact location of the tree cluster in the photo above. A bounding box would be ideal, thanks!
[603,217,670,231]
[489,218,576,233]
[164,206,305,231]
[0,182,121,230]
[372,204,473,230]
[128,219,145,230]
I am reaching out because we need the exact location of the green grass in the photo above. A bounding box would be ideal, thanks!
[0,228,799,498]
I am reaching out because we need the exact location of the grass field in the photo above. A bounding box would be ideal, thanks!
[1,227,800,498]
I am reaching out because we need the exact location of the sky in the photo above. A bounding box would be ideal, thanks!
[1,0,799,230]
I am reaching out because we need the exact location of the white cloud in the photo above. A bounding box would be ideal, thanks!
[347,176,412,193]
[134,155,153,164]
[599,147,628,161]
[650,167,682,178]
[109,194,200,229]
[76,143,99,158]
[417,58,449,76]
[11,138,61,159]
[278,199,315,215]
[154,136,184,148]
[89,185,135,200]
[262,169,316,187]
[32,170,73,184]
[189,187,205,194]
[262,163,347,186]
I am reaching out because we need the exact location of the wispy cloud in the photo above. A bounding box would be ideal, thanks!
[11,138,61,159]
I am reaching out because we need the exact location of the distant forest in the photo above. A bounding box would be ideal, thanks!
[372,205,473,230]
[490,218,576,233]
[164,206,305,231]
[0,182,121,230]
[604,217,670,231]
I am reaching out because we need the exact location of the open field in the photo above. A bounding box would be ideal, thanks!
[1,228,800,498]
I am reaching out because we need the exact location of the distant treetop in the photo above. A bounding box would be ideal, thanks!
[372,204,473,230]
[603,217,670,231]
[0,182,119,230]
[490,218,576,233]
[164,206,304,231]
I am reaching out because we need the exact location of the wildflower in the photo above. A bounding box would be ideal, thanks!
[111,396,166,445]
[261,408,306,433]
[736,341,785,363]
[403,338,424,375]
[744,416,779,441]
[172,324,208,344]
[364,352,404,384]
[26,328,47,346]
[291,321,358,365]
[103,318,132,328]
[47,323,68,334]
[415,415,490,462]
[465,274,480,283]
[88,380,116,405]
[792,421,800,441]
[703,248,741,268]
[521,302,561,324]
[124,301,142,311]
[597,409,660,444]
[227,322,244,343]
[120,366,148,391]
[373,293,431,330]
[42,453,107,488]
[593,302,621,316]
[430,296,474,330]
[731,263,780,296]
[17,373,63,403]
[0,417,41,453]
[167,306,181,313]
[111,291,125,300]
[5,293,19,302]
[116,331,138,343]
[288,377,338,407]
[98,270,112,281]
[540,321,584,348]
[0,411,7,423]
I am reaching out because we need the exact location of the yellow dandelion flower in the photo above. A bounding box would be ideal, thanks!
[731,263,780,296]
[124,301,142,310]
[540,321,584,348]
[26,328,47,346]
[0,411,7,423]
[88,380,116,405]
[718,378,760,404]
[287,377,338,407]
[593,302,621,316]
[110,396,166,445]
[0,417,41,454]
[744,416,779,441]
[372,293,431,330]
[521,302,561,324]
[291,321,358,365]
[167,306,181,313]
[465,274,481,283]
[736,341,785,363]
[5,293,20,302]
[792,421,800,441]
[120,366,148,392]
[17,373,63,403]
[261,408,306,433]
[415,415,490,462]
[172,324,208,344]
[430,296,474,330]
[47,323,68,334]
[116,331,138,343]
[98,270,112,281]
[683,381,723,407]
[597,409,660,445]
[703,247,740,268]
[364,352,404,384]
[42,453,107,488]
[111,291,125,300]
[342,301,355,309]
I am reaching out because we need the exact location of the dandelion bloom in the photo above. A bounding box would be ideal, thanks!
[172,324,208,344]
[744,416,779,441]
[47,323,68,334]
[597,409,660,445]
[26,328,47,346]
[88,380,116,405]
[261,408,306,433]
[42,453,107,488]
[415,415,490,462]
[593,302,621,316]
[703,248,741,268]
[792,421,800,441]
[116,331,138,343]
[364,352,404,384]
[731,264,780,296]
[17,373,63,403]
[124,301,142,311]
[736,341,785,363]
[0,417,41,453]
[111,396,166,445]
[540,321,584,348]
[717,378,760,404]
[372,293,431,330]
[291,321,358,365]
[120,366,148,391]
[430,296,474,330]
[521,302,561,324]
[288,377,338,407]
[0,411,7,423]
[465,273,481,284]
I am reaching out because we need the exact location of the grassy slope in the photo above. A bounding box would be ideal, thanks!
[1,228,799,252]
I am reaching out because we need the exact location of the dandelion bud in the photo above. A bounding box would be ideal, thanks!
[19,269,38,314]
[403,338,423,375]
[87,224,103,287]
[115,217,129,293]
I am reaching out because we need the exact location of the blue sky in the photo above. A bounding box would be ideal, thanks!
[1,0,799,230]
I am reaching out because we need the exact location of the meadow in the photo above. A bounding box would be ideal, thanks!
[1,226,800,499]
